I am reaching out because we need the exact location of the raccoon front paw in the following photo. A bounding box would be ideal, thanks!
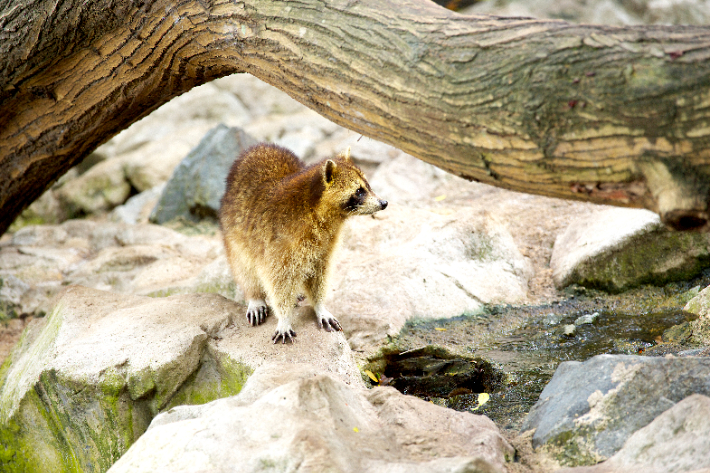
[272,327,297,344]
[246,299,268,326]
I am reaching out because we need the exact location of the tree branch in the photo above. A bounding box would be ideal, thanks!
[2,0,710,236]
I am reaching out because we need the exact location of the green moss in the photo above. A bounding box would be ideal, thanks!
[546,427,600,467]
[574,229,710,293]
[164,351,252,410]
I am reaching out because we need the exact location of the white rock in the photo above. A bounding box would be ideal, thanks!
[108,363,513,473]
[329,205,532,350]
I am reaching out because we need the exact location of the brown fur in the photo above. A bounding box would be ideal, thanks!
[219,143,387,343]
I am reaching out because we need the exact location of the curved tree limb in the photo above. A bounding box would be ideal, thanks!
[2,0,710,236]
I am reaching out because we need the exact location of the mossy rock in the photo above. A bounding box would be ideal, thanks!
[0,287,251,473]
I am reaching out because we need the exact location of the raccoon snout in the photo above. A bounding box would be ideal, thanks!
[379,200,388,210]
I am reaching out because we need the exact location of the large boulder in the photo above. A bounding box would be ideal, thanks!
[558,394,710,473]
[550,208,710,292]
[329,205,533,350]
[108,363,514,473]
[150,125,258,224]
[0,286,360,472]
[521,354,710,467]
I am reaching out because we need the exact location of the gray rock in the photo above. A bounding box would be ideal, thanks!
[55,157,132,216]
[563,324,576,336]
[550,208,710,292]
[558,394,710,473]
[150,125,258,224]
[575,312,599,326]
[108,363,513,473]
[110,184,165,225]
[521,354,710,466]
[0,285,362,472]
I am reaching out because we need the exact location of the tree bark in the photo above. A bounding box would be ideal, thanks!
[3,0,710,236]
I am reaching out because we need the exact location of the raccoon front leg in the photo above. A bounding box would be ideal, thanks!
[305,275,342,332]
[266,278,298,344]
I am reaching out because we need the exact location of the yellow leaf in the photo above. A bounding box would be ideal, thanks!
[353,427,359,433]
[471,392,491,411]
[434,327,447,331]
[478,392,490,406]
[364,370,379,383]
[434,195,447,202]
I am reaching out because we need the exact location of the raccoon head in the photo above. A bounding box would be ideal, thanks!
[321,149,387,217]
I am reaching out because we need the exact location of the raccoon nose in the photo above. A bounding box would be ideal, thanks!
[379,199,388,210]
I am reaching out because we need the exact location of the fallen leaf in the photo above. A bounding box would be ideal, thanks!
[471,392,491,411]
[364,370,379,383]
[434,195,447,201]
[434,327,447,331]
[353,427,359,433]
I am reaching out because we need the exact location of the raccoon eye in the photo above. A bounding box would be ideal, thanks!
[356,187,366,197]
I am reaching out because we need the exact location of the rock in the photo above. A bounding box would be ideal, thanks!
[108,363,514,473]
[575,312,599,326]
[150,125,258,224]
[0,285,361,472]
[55,157,132,216]
[313,130,404,165]
[0,220,229,316]
[550,208,710,292]
[212,73,306,118]
[368,153,456,206]
[562,324,576,336]
[521,354,710,467]
[98,82,250,159]
[243,109,341,161]
[558,394,710,473]
[110,184,165,225]
[329,205,532,350]
[684,285,710,345]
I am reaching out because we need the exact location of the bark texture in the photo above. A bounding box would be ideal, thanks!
[3,0,710,235]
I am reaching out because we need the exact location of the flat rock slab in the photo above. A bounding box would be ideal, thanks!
[521,354,710,467]
[108,363,514,473]
[550,208,710,292]
[0,285,361,472]
[558,394,710,473]
[330,205,532,350]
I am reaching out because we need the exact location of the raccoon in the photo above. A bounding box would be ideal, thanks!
[219,143,387,343]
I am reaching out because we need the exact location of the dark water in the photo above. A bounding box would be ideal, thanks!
[367,278,706,431]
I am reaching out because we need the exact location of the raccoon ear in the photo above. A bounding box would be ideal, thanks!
[340,146,352,162]
[323,160,337,186]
